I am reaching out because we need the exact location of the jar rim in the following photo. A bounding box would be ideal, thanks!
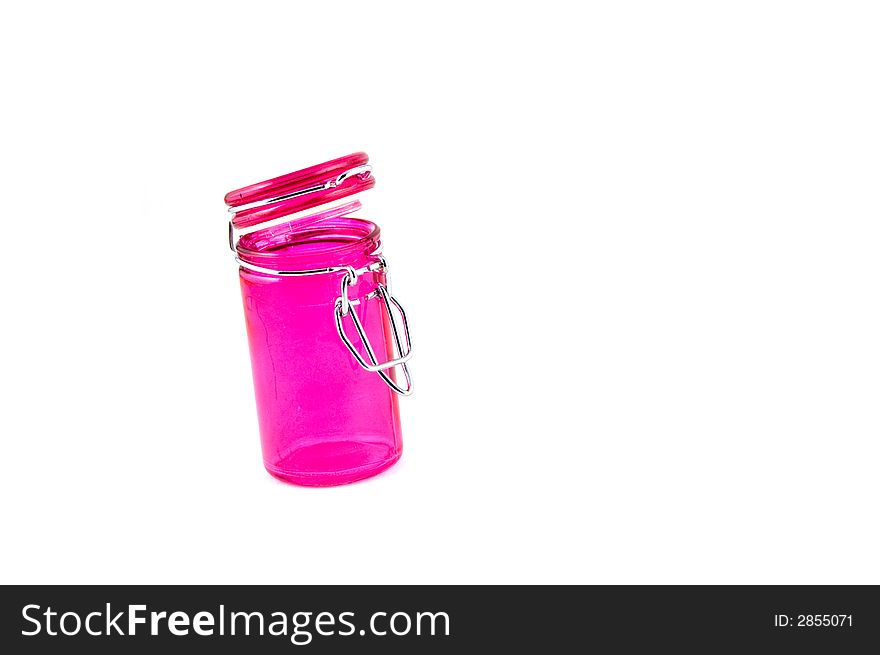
[236,215,382,271]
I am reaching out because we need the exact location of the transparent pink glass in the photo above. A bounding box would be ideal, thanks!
[237,215,403,486]
[227,154,408,486]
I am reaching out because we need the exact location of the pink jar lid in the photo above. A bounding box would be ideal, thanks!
[225,152,375,230]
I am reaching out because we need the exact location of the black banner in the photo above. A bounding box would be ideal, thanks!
[1,585,877,653]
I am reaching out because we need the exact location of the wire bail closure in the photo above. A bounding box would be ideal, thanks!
[334,262,413,396]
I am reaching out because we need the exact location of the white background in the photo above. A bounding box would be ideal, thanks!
[1,1,878,584]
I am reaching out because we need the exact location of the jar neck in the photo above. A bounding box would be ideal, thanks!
[236,215,382,272]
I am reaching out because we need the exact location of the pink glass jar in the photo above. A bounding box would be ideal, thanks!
[225,153,412,486]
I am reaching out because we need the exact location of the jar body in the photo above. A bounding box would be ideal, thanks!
[237,218,403,486]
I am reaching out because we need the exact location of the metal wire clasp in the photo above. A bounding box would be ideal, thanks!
[334,261,413,396]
